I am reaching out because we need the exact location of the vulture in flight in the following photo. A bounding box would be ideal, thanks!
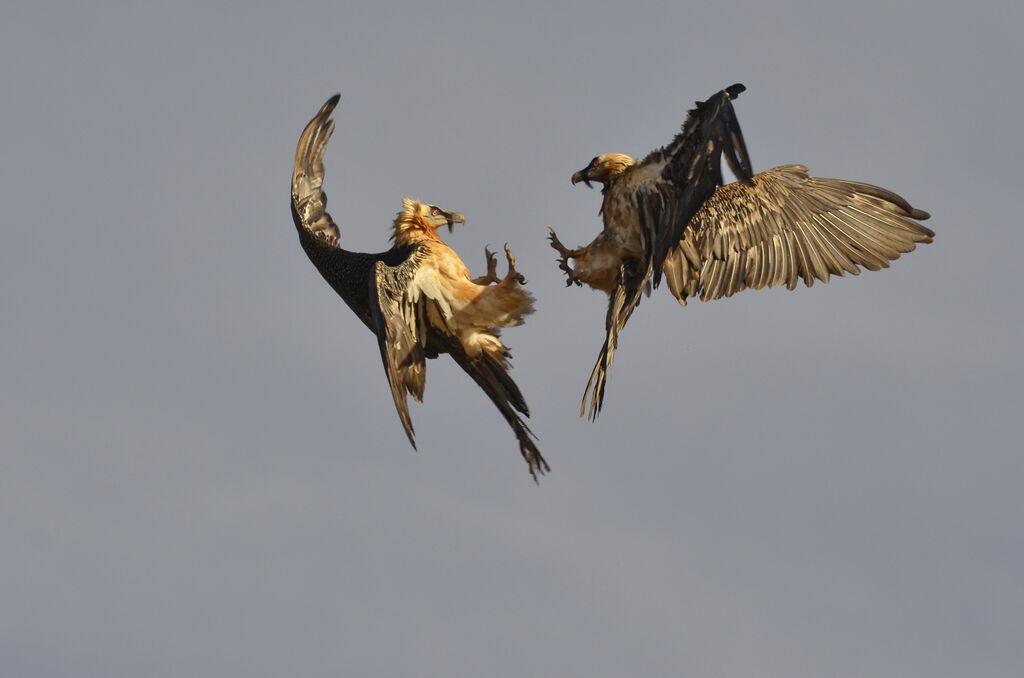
[292,95,548,480]
[549,83,933,420]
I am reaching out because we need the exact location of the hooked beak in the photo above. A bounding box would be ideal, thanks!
[445,211,465,233]
[571,165,593,188]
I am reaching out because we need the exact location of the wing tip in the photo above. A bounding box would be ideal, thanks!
[322,93,341,116]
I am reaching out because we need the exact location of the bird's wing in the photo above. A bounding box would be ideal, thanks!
[661,164,934,304]
[628,83,753,286]
[292,94,342,243]
[369,259,428,447]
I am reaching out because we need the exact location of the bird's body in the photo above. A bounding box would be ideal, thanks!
[550,84,933,420]
[292,95,547,479]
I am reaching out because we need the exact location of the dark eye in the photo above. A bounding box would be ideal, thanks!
[591,157,600,168]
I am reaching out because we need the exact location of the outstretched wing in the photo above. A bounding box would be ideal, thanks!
[369,259,428,447]
[661,164,934,304]
[292,94,341,243]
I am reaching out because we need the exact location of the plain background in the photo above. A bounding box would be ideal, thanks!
[3,2,1021,676]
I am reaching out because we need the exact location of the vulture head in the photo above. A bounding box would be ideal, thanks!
[393,198,466,243]
[571,153,635,188]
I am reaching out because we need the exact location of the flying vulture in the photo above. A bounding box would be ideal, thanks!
[549,83,933,420]
[292,95,548,480]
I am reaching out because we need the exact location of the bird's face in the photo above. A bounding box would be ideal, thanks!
[393,199,467,244]
[422,203,466,233]
[571,153,635,188]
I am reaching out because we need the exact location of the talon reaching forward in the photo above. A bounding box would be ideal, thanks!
[550,83,933,420]
[292,95,548,480]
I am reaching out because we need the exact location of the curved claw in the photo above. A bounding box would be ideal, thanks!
[548,228,583,287]
[502,243,527,285]
[473,244,528,286]
[473,246,502,286]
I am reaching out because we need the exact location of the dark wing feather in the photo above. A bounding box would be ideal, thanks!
[645,83,753,286]
[369,260,427,447]
[292,94,342,243]
[445,336,549,482]
[661,164,934,304]
[581,257,651,421]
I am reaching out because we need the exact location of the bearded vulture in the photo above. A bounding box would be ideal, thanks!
[549,83,933,420]
[292,95,548,480]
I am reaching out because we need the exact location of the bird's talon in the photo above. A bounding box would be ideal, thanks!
[473,246,503,286]
[484,246,499,278]
[549,229,583,286]
[502,243,527,285]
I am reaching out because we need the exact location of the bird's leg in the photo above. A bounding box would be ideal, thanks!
[548,228,583,287]
[500,244,527,285]
[472,246,502,286]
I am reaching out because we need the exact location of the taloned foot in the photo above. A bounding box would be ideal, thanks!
[501,243,526,285]
[473,246,502,286]
[475,244,527,286]
[548,228,583,287]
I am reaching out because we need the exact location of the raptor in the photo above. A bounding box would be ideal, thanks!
[292,95,548,479]
[550,83,933,420]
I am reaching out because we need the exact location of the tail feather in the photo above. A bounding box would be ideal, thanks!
[581,258,649,421]
[449,346,549,482]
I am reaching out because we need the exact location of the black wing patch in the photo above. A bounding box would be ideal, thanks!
[445,334,550,481]
[650,83,753,289]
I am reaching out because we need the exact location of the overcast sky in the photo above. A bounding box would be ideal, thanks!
[2,2,1022,676]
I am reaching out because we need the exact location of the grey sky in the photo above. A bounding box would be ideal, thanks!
[2,1,1021,676]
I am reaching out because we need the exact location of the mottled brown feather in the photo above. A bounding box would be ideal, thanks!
[663,164,933,305]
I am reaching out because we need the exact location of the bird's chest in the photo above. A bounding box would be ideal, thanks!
[420,241,472,281]
[602,202,647,256]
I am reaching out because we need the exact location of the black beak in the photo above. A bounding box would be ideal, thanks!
[571,165,593,188]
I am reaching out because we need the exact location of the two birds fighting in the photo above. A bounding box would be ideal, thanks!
[290,84,933,481]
